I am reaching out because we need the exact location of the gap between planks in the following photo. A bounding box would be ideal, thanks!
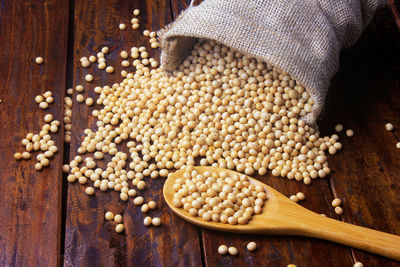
[60,0,76,265]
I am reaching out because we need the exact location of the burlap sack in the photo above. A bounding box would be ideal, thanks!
[159,0,385,123]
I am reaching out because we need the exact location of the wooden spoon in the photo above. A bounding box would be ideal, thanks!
[163,166,400,261]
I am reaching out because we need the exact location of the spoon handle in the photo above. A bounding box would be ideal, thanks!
[298,212,400,261]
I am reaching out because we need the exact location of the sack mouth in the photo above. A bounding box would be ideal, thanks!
[158,0,383,124]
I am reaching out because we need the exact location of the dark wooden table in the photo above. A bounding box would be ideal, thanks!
[0,0,399,266]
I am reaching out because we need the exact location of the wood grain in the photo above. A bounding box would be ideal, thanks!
[63,1,202,266]
[0,0,69,266]
[318,9,400,266]
[0,0,399,266]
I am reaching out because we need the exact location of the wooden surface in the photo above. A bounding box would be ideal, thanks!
[63,1,202,267]
[0,0,399,266]
[0,0,69,266]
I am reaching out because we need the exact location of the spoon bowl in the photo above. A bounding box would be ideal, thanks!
[163,166,400,260]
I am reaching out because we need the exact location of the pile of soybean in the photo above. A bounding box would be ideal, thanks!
[67,39,342,203]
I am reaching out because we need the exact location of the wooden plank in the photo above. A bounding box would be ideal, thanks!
[169,1,354,266]
[319,10,400,266]
[63,1,203,266]
[0,0,69,266]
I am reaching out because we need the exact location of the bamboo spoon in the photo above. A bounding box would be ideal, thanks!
[163,166,400,261]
